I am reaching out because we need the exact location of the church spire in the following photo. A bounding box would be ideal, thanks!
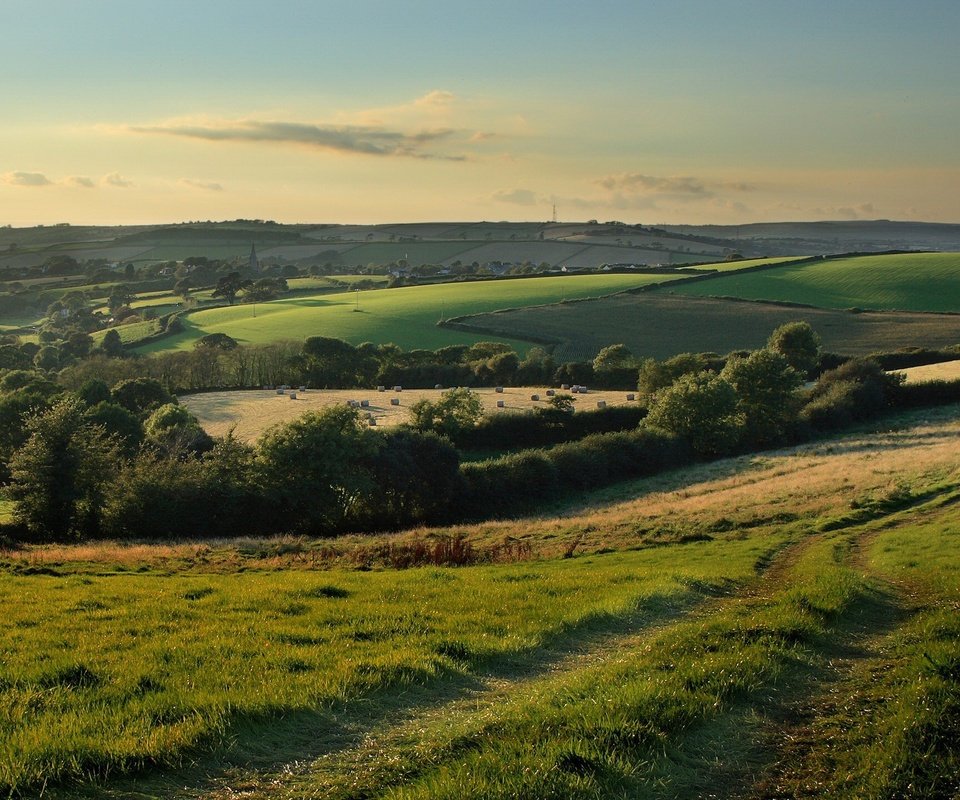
[249,242,259,274]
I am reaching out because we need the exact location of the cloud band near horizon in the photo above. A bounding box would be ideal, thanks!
[128,119,469,160]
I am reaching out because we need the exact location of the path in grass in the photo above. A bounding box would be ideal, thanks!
[745,483,960,798]
[186,536,804,800]
[198,484,960,799]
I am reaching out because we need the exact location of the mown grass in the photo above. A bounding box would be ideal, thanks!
[133,273,690,354]
[0,536,778,795]
[671,252,960,312]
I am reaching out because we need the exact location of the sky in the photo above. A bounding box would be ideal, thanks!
[1,0,958,226]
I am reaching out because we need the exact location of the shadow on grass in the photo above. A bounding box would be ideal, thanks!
[43,586,714,800]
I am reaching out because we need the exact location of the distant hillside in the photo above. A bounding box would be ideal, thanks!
[658,220,960,255]
[2,219,957,274]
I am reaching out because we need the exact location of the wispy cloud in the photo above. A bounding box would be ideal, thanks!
[128,119,468,160]
[65,176,95,188]
[492,188,540,206]
[413,89,455,108]
[179,178,224,192]
[102,172,133,188]
[3,171,52,187]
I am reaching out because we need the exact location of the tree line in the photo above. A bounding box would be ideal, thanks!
[4,321,960,543]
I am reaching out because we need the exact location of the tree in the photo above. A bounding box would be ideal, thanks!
[300,336,373,387]
[361,428,463,527]
[593,344,637,374]
[255,405,378,534]
[107,285,135,314]
[410,388,484,438]
[195,332,238,351]
[101,329,124,358]
[111,378,173,415]
[9,397,120,539]
[143,403,213,457]
[173,278,191,301]
[211,272,252,305]
[644,371,741,456]
[720,349,803,446]
[637,352,710,399]
[767,322,821,377]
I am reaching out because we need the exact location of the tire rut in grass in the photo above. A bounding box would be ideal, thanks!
[187,537,818,800]
[742,536,918,798]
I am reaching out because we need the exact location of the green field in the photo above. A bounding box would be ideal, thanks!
[672,252,960,312]
[135,274,685,354]
[679,255,810,272]
[452,292,960,362]
[3,405,960,797]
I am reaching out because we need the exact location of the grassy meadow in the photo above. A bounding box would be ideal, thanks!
[3,404,960,797]
[452,291,960,362]
[134,273,685,354]
[671,252,960,312]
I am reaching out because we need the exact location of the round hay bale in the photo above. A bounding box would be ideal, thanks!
[531,394,540,401]
[390,398,400,406]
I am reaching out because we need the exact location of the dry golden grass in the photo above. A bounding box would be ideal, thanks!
[7,406,959,571]
[896,359,960,384]
[180,386,638,442]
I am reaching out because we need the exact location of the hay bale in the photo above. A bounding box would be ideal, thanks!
[546,389,555,396]
[531,394,540,401]
[435,384,443,390]
[299,386,306,392]
[561,384,570,390]
[377,385,385,392]
[360,400,370,408]
[390,398,400,406]
[276,389,285,395]
[368,417,377,426]
[596,400,606,409]
[496,400,505,408]
[495,386,504,393]
[626,393,636,401]
[289,392,297,400]
[394,385,403,392]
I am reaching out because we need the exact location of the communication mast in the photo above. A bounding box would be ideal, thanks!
[552,204,557,223]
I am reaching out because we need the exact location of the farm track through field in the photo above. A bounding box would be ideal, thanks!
[116,537,808,800]
[200,499,949,799]
[739,492,960,799]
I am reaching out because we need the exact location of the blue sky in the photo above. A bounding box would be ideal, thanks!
[2,0,958,225]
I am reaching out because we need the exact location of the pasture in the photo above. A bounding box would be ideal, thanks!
[3,404,960,797]
[134,273,686,354]
[181,386,640,442]
[897,358,960,383]
[452,291,960,362]
[670,252,960,312]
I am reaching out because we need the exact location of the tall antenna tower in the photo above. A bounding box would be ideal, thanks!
[552,203,557,223]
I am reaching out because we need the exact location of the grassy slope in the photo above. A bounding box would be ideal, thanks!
[134,274,683,354]
[671,252,960,312]
[3,405,960,797]
[452,292,960,362]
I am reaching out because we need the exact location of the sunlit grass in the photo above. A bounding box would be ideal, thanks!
[0,536,776,794]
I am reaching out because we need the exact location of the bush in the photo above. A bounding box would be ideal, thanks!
[101,455,248,539]
[461,450,559,519]
[645,371,742,457]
